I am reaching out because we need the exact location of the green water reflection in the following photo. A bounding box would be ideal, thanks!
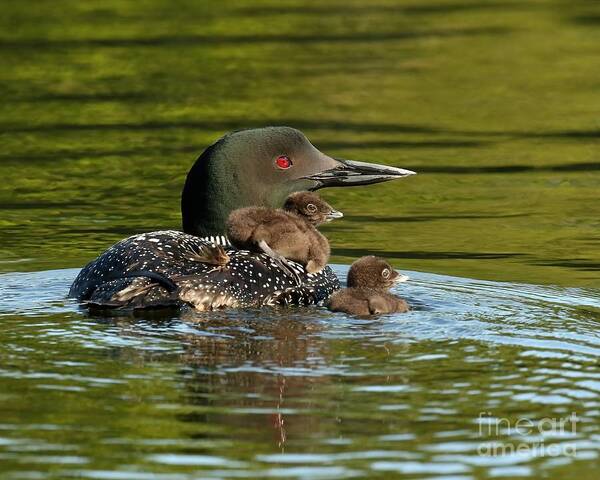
[0,0,598,287]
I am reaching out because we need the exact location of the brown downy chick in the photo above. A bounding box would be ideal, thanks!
[186,243,230,269]
[327,256,409,316]
[226,192,341,274]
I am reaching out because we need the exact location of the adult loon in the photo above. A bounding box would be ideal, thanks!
[69,127,415,310]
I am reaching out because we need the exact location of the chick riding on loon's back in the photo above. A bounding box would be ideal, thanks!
[227,191,340,276]
[69,126,415,310]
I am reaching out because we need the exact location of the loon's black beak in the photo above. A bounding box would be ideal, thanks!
[304,158,416,189]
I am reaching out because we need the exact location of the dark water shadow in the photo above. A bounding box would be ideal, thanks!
[0,201,93,209]
[530,130,600,139]
[319,140,488,149]
[239,2,535,17]
[0,119,439,135]
[0,27,510,50]
[333,248,526,260]
[570,14,600,25]
[87,305,181,321]
[535,260,600,272]
[342,213,531,223]
[12,92,154,103]
[0,145,204,164]
[408,162,600,174]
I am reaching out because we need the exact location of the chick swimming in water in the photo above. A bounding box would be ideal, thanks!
[327,256,409,315]
[226,191,342,275]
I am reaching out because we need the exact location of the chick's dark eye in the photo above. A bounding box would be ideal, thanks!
[382,268,390,279]
[306,203,317,213]
[275,155,292,169]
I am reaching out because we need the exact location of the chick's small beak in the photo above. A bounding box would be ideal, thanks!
[325,209,344,222]
[394,273,410,283]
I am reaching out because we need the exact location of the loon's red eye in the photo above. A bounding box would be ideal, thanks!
[275,155,292,169]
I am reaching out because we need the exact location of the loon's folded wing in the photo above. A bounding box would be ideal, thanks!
[70,230,340,310]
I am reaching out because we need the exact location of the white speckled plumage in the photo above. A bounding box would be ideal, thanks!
[69,230,340,310]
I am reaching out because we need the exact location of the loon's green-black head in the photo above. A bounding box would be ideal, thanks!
[182,126,415,237]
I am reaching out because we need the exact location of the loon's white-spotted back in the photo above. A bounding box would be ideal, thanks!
[69,230,340,309]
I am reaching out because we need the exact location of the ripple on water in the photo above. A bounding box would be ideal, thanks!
[0,266,599,479]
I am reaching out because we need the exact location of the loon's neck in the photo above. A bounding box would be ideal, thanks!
[181,159,241,236]
[181,141,290,237]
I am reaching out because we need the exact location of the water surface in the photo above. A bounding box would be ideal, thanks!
[1,267,599,479]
